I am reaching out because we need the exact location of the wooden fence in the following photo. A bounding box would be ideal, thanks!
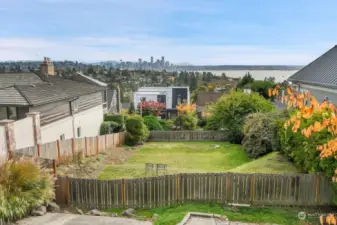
[56,172,333,208]
[13,132,126,166]
[149,131,228,141]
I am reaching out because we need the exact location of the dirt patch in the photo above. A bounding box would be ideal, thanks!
[56,146,140,179]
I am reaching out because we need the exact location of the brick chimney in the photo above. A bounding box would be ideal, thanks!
[40,57,55,76]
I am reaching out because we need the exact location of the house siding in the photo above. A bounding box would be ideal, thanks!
[13,117,35,149]
[40,116,73,144]
[299,84,337,104]
[0,126,7,159]
[31,100,71,126]
[73,105,103,138]
[76,92,103,113]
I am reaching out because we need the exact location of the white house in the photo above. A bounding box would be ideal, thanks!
[133,86,190,118]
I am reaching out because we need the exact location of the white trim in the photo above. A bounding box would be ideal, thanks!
[300,84,337,94]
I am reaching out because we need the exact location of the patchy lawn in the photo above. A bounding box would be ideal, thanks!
[230,152,299,174]
[105,203,316,225]
[99,142,298,180]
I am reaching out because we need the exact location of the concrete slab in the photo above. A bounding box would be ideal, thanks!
[16,213,152,225]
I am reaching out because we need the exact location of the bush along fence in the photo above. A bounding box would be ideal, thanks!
[12,132,126,169]
[55,172,333,208]
[149,131,228,141]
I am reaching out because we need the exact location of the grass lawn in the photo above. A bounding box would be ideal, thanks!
[106,203,315,225]
[99,142,298,180]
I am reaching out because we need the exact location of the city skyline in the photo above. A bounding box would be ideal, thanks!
[1,0,337,65]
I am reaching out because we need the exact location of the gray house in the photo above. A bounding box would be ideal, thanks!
[288,45,337,104]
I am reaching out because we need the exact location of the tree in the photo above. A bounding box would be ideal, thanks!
[138,101,165,117]
[221,72,227,80]
[206,91,275,143]
[189,73,198,91]
[237,72,254,89]
[250,80,275,100]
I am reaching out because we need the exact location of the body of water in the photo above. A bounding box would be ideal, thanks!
[200,70,299,83]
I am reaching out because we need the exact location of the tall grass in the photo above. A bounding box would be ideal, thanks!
[0,158,55,221]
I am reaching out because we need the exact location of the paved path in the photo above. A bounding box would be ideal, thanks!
[17,213,151,225]
[184,215,278,225]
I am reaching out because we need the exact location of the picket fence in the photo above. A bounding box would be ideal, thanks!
[149,131,228,141]
[13,132,126,166]
[55,172,333,208]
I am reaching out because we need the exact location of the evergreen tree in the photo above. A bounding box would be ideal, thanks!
[128,102,136,114]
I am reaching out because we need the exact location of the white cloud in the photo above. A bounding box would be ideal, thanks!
[0,37,330,65]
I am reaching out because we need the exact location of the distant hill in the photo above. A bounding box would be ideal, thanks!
[175,65,303,70]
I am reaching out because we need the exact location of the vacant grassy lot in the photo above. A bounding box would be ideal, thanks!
[99,142,298,180]
[106,203,315,225]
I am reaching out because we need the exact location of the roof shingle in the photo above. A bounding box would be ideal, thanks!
[288,45,337,88]
[0,73,44,88]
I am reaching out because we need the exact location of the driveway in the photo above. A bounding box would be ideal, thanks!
[17,213,151,225]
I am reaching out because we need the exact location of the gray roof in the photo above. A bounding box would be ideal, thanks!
[0,74,106,106]
[71,72,108,86]
[0,86,29,106]
[0,73,44,88]
[288,45,337,88]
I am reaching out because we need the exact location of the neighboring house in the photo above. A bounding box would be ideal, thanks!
[69,72,119,114]
[196,92,224,117]
[0,58,106,145]
[134,86,190,118]
[288,45,337,104]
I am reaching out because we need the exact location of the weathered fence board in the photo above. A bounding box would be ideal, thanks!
[60,172,333,209]
[149,131,227,141]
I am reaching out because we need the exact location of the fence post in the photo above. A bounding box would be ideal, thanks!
[176,174,180,203]
[315,174,321,204]
[105,135,107,152]
[57,140,61,163]
[96,136,99,155]
[85,137,88,156]
[65,176,70,204]
[250,175,255,203]
[53,159,57,176]
[226,173,231,203]
[122,178,126,208]
[37,144,41,157]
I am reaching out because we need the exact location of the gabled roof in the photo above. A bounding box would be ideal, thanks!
[0,73,106,106]
[70,72,107,87]
[0,72,44,88]
[288,45,337,88]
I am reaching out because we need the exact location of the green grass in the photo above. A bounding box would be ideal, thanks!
[99,142,299,179]
[99,142,250,179]
[106,203,316,225]
[230,152,299,174]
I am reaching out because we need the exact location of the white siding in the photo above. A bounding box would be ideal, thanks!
[73,105,103,138]
[41,116,73,143]
[13,117,35,149]
[0,126,7,159]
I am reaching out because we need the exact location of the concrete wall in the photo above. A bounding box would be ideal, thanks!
[41,116,73,144]
[73,105,103,138]
[0,126,7,159]
[13,117,34,149]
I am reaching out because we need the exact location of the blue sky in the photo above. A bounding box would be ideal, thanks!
[1,0,337,64]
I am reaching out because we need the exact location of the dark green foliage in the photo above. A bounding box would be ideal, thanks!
[174,114,197,130]
[100,121,119,135]
[236,72,254,89]
[104,114,124,124]
[125,115,149,146]
[128,102,136,114]
[206,92,274,144]
[250,80,275,100]
[242,112,284,158]
[143,116,163,131]
[197,117,207,128]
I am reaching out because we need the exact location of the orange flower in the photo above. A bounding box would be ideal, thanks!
[310,96,320,109]
[313,121,325,132]
[301,105,314,119]
[287,87,293,95]
[268,88,272,97]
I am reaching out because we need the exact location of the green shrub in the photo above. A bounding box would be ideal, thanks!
[206,91,275,143]
[174,114,197,130]
[143,116,163,131]
[100,121,120,135]
[125,115,149,146]
[197,117,207,128]
[104,114,124,125]
[0,158,54,221]
[278,111,332,173]
[242,112,284,158]
[159,119,174,131]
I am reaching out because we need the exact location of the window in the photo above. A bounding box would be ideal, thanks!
[60,134,65,140]
[0,107,17,120]
[157,95,166,104]
[77,127,81,137]
[177,94,182,105]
